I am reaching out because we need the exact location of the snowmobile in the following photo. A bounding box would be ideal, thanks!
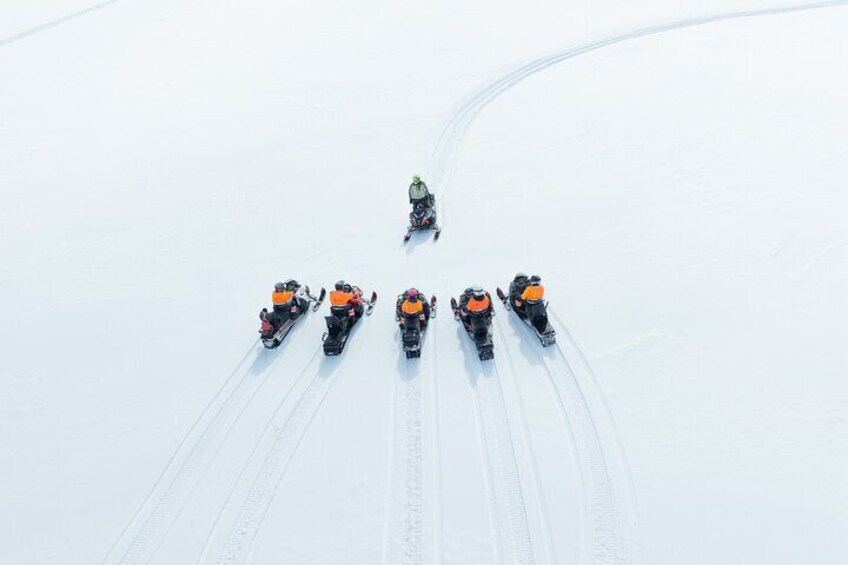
[322,289,377,356]
[496,287,556,347]
[451,296,494,361]
[259,286,326,349]
[398,295,437,359]
[403,200,441,242]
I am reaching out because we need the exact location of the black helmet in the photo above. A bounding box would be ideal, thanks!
[514,272,528,283]
[343,283,353,293]
[529,275,541,284]
[464,287,474,297]
[284,279,299,290]
[335,280,345,291]
[274,281,286,291]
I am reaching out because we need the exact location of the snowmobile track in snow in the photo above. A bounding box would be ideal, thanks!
[384,319,444,565]
[463,342,535,564]
[425,0,848,229]
[493,316,559,565]
[207,323,372,564]
[104,335,300,565]
[384,341,425,565]
[541,308,641,564]
[0,0,124,47]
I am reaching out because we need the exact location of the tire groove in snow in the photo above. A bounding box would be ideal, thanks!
[208,323,373,564]
[103,334,299,565]
[425,0,848,233]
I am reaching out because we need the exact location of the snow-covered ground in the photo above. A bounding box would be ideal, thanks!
[2,1,847,564]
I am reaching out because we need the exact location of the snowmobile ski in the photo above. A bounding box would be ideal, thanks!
[364,290,378,315]
[307,286,327,312]
[496,287,511,310]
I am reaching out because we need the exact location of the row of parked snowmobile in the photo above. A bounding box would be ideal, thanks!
[258,274,554,360]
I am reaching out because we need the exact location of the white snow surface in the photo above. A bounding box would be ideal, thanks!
[2,0,847,564]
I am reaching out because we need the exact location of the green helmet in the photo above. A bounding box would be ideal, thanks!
[412,174,421,184]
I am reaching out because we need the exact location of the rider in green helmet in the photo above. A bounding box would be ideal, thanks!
[409,174,434,208]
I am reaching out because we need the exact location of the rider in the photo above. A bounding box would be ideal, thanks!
[260,280,307,332]
[514,275,544,317]
[329,280,365,322]
[508,273,530,317]
[396,288,431,330]
[409,175,434,209]
[458,286,493,329]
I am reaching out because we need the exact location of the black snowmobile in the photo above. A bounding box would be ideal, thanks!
[403,200,441,242]
[259,286,326,349]
[322,289,377,356]
[451,295,494,361]
[397,295,437,359]
[496,287,556,347]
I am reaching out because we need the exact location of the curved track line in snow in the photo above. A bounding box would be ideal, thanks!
[493,316,558,565]
[105,324,317,565]
[549,309,642,553]
[211,323,374,564]
[463,337,535,565]
[195,345,323,564]
[536,307,640,564]
[424,0,848,224]
[103,337,263,564]
[0,0,124,47]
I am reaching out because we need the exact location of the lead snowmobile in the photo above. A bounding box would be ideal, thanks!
[404,175,440,242]
[451,287,494,361]
[259,282,326,349]
[322,282,377,356]
[497,273,555,347]
[403,202,441,242]
[396,289,437,359]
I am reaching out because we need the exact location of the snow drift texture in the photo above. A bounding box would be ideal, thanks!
[1,0,847,564]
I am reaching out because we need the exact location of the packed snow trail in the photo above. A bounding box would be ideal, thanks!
[382,315,445,565]
[527,308,640,564]
[102,335,293,565]
[493,316,559,565]
[456,329,535,565]
[425,0,848,229]
[383,328,429,565]
[426,320,445,565]
[202,322,374,564]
